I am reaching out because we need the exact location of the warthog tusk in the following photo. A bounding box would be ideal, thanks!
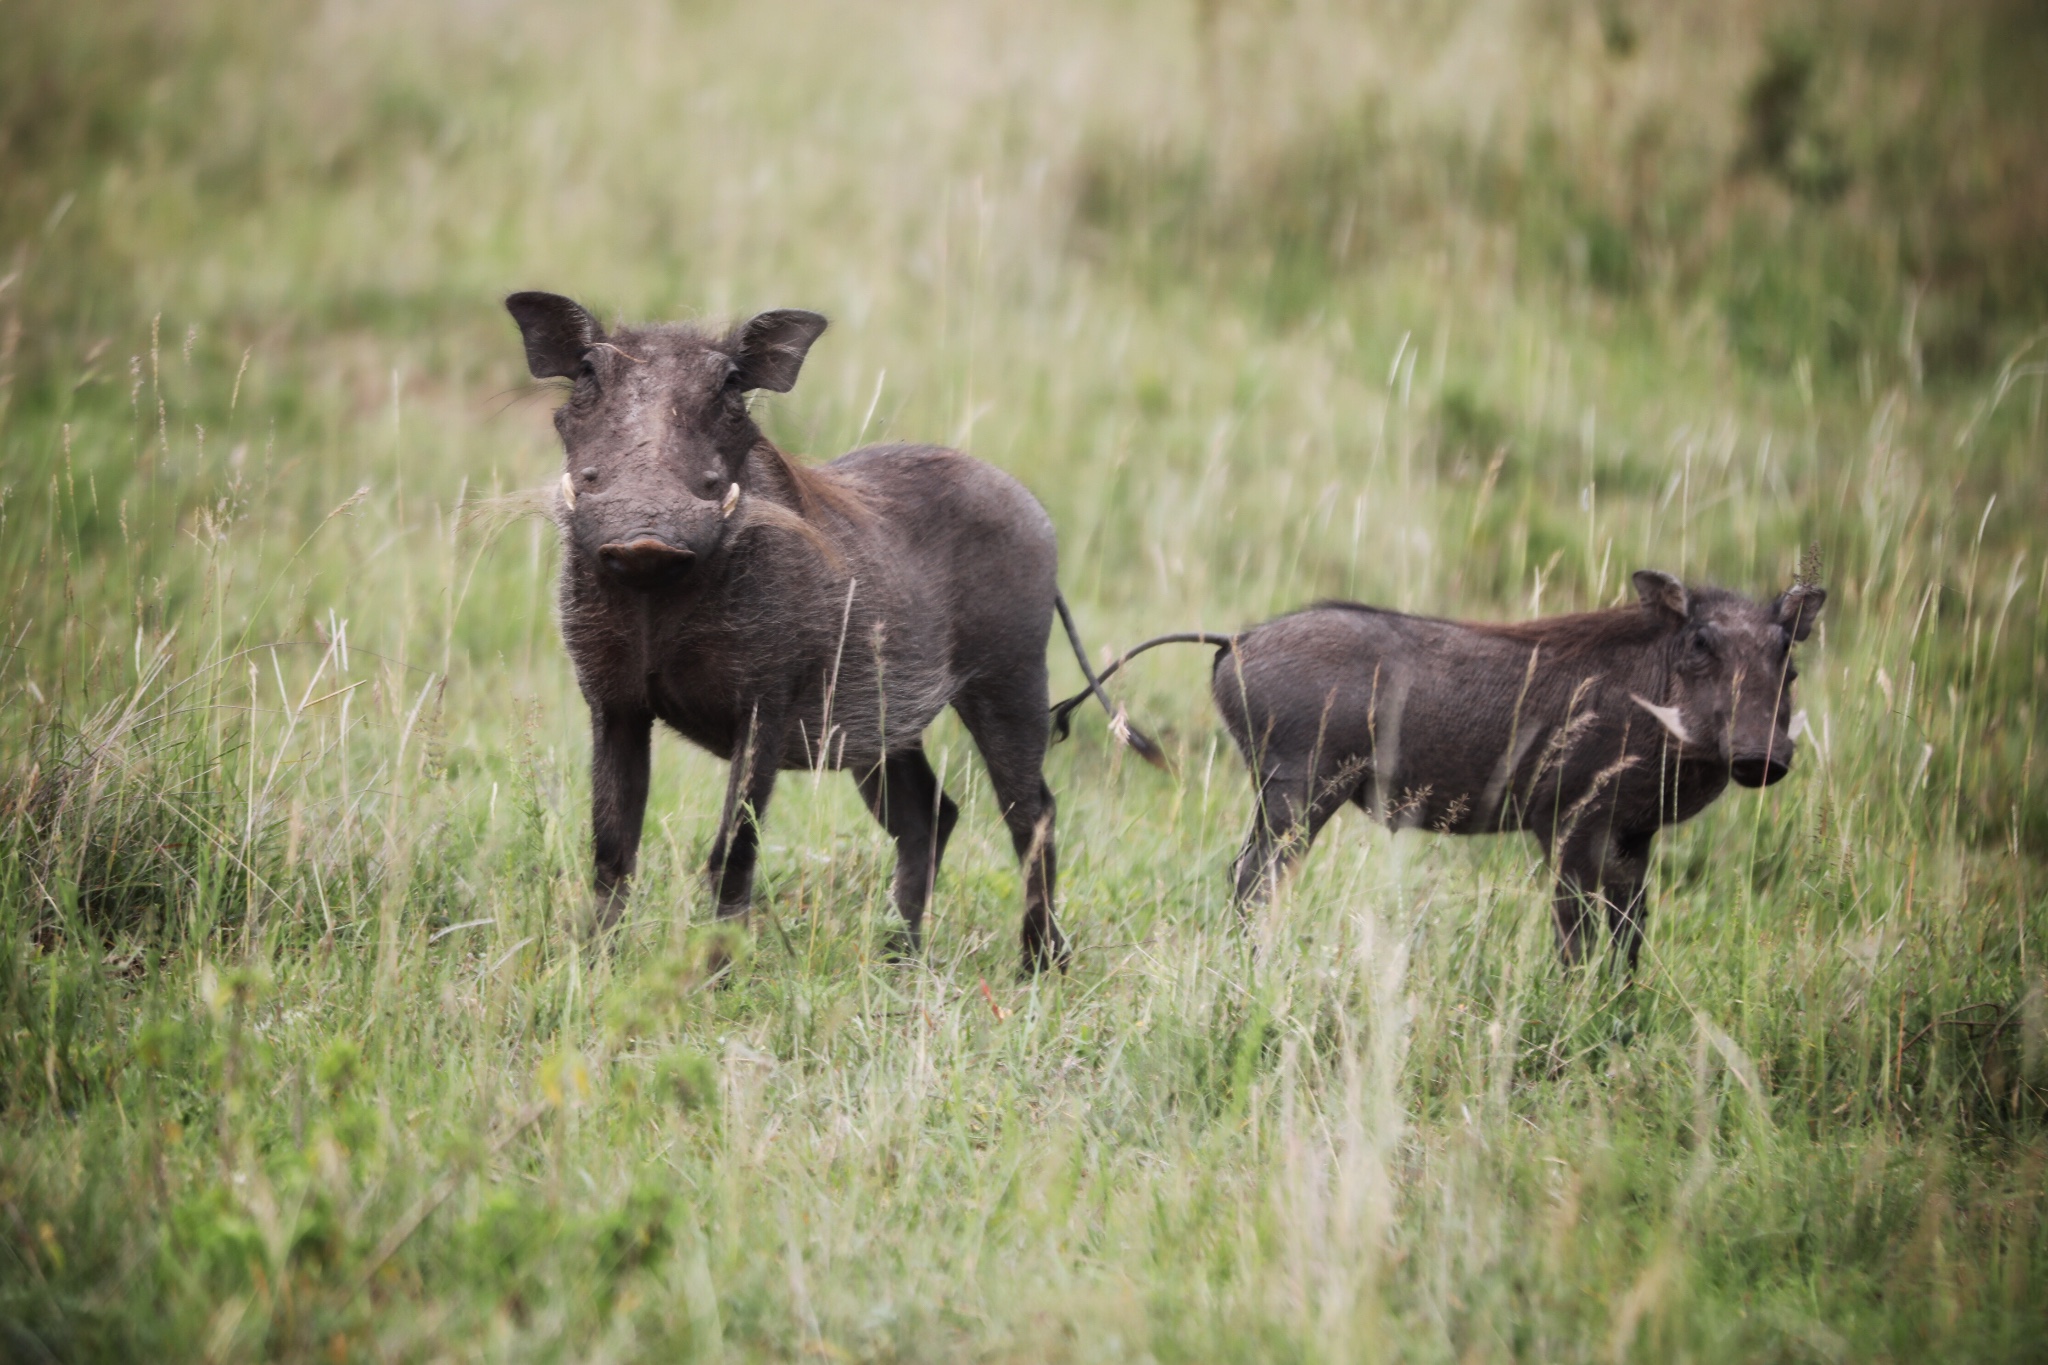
[1788,709,1808,741]
[720,482,740,517]
[1630,693,1691,746]
[560,471,576,510]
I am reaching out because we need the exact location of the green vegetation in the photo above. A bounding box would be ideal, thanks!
[3,0,2045,1358]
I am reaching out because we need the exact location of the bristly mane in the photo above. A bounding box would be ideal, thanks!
[1309,597,1678,658]
[733,442,870,572]
[755,441,869,525]
[1472,604,1676,656]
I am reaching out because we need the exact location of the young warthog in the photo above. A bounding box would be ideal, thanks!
[1055,571,1824,966]
[507,292,1150,971]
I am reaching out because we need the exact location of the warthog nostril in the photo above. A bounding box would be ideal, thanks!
[1729,755,1789,788]
[597,537,694,579]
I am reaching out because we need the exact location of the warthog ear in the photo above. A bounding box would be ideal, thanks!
[731,309,828,393]
[1632,569,1690,624]
[1775,583,1826,641]
[506,292,602,379]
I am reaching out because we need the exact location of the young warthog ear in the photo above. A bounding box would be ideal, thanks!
[505,292,602,379]
[1633,569,1690,623]
[1775,583,1827,641]
[731,309,828,393]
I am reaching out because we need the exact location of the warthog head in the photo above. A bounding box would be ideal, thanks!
[1631,569,1826,788]
[507,291,828,586]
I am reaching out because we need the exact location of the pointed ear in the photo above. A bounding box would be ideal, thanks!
[1775,583,1826,641]
[505,292,601,379]
[730,309,828,393]
[1633,569,1690,624]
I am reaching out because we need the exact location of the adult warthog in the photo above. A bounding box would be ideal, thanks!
[1055,571,1824,966]
[507,293,1153,972]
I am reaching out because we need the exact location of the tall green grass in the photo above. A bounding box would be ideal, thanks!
[2,0,2044,1359]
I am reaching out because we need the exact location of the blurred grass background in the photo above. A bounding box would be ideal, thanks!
[1,0,2045,1359]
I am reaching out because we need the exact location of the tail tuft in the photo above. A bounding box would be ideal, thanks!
[1047,615,1232,763]
[1124,725,1172,771]
[1050,689,1091,742]
[1107,703,1172,771]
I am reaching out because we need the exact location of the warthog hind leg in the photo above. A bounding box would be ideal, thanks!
[954,671,1064,975]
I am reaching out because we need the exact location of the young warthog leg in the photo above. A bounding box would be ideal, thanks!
[589,705,653,934]
[1549,826,1654,968]
[1549,887,1591,964]
[857,745,960,955]
[1601,831,1654,972]
[1231,761,1353,911]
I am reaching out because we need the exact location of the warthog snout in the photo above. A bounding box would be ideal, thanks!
[1729,751,1790,788]
[597,535,695,582]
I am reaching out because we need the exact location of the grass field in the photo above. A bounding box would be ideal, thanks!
[3,0,2046,1359]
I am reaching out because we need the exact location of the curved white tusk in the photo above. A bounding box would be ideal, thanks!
[720,482,740,518]
[1630,693,1691,746]
[559,470,576,510]
[1788,709,1808,741]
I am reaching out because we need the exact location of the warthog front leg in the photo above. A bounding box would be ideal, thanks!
[1600,831,1654,971]
[706,707,786,919]
[856,745,960,956]
[1550,827,1655,970]
[589,705,654,934]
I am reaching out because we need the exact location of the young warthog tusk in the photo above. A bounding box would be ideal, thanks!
[1788,709,1808,741]
[720,482,740,517]
[1630,693,1692,746]
[560,470,576,510]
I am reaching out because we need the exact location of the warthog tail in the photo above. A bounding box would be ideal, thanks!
[1049,596,1175,769]
[1049,614,1236,765]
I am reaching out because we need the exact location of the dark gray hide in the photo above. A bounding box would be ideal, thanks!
[506,291,1112,972]
[1067,571,1823,967]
